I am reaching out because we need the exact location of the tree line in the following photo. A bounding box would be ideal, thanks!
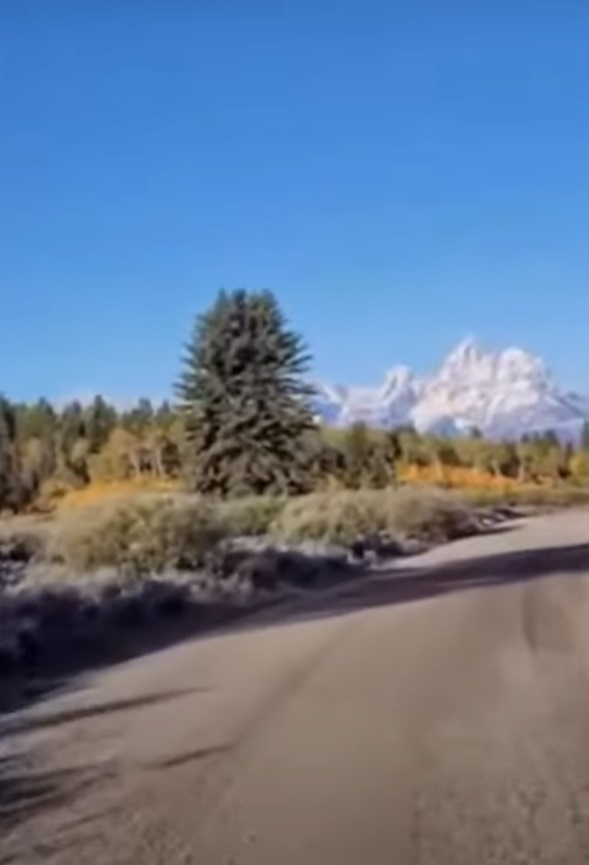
[1,289,588,511]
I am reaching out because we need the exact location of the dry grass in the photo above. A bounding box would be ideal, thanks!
[399,463,520,490]
[55,479,183,511]
[39,469,589,515]
[398,464,589,509]
[458,485,589,509]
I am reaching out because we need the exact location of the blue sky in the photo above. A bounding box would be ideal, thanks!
[2,1,588,401]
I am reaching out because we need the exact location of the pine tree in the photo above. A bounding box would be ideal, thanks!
[0,396,18,511]
[85,396,117,453]
[55,400,88,483]
[340,422,372,489]
[381,430,400,485]
[176,289,317,496]
[122,398,155,435]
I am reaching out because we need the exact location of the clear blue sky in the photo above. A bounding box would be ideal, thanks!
[2,1,588,402]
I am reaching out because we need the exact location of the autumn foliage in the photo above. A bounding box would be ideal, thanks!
[1,289,588,515]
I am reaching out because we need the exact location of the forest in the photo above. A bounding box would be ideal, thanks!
[1,288,588,514]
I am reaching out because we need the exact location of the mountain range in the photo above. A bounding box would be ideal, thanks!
[313,339,588,441]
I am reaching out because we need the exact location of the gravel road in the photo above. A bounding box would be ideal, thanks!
[2,510,589,864]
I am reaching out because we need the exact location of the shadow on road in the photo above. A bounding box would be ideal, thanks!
[0,754,114,834]
[243,540,589,628]
[145,744,231,771]
[0,687,218,836]
[1,688,205,738]
[1,536,588,838]
[1,535,588,723]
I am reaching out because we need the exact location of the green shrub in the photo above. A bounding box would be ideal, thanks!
[384,486,476,541]
[47,495,227,573]
[217,495,286,536]
[0,516,50,562]
[272,487,476,546]
[272,490,386,545]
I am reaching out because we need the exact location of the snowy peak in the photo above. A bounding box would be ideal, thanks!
[380,365,421,400]
[440,337,484,370]
[433,339,546,388]
[314,340,588,440]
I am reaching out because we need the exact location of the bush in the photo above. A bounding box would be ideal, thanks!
[272,487,476,546]
[272,490,387,545]
[216,495,287,536]
[0,517,50,563]
[384,486,476,542]
[47,495,228,574]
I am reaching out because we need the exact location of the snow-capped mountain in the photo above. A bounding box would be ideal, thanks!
[314,366,423,428]
[313,339,588,440]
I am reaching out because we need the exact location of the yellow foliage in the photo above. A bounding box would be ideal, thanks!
[399,463,530,491]
[37,459,567,515]
[32,478,72,513]
[569,451,589,483]
[55,478,182,511]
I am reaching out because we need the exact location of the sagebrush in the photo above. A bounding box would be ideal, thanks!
[271,486,477,546]
[47,495,227,573]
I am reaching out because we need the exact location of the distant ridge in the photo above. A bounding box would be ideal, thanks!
[313,339,588,440]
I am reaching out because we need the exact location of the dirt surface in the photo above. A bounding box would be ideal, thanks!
[2,510,589,864]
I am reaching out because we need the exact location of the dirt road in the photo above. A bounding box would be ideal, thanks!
[2,510,589,864]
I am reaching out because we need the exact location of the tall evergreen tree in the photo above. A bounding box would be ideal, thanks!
[176,289,317,496]
[339,422,372,489]
[85,396,117,453]
[0,396,18,510]
[122,398,155,435]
